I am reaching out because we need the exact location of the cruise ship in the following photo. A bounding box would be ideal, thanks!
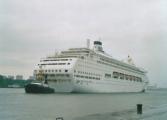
[33,40,149,93]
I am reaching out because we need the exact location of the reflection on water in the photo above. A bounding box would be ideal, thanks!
[0,88,167,120]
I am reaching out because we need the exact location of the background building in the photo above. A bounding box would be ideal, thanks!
[8,76,14,80]
[29,76,34,80]
[16,75,23,80]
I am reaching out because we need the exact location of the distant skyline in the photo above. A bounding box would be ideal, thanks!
[0,0,167,87]
[2,75,33,80]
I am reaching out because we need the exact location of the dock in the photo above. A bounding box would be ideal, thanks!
[68,104,167,120]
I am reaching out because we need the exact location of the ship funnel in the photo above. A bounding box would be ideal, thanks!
[87,39,90,49]
[93,41,104,53]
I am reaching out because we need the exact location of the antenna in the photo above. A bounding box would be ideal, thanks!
[99,37,101,41]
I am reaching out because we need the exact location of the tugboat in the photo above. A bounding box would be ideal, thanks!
[24,66,55,93]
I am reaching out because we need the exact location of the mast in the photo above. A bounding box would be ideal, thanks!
[40,65,43,76]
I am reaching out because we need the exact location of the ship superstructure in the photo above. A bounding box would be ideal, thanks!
[33,40,149,93]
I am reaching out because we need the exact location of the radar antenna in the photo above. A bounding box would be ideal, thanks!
[55,49,59,56]
[126,55,135,66]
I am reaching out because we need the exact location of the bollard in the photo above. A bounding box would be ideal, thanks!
[137,104,142,114]
[56,117,63,120]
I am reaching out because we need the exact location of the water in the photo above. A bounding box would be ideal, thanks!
[0,88,167,120]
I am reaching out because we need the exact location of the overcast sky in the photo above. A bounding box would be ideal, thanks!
[0,0,167,87]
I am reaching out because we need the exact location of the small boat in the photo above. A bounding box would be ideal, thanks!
[25,67,55,93]
[8,84,21,88]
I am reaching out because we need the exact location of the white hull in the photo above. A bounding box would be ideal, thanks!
[33,40,149,93]
[47,75,147,93]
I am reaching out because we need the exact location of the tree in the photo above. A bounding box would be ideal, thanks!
[0,75,4,86]
[1,80,8,87]
[6,78,14,85]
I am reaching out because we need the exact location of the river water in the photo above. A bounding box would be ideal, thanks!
[0,88,167,120]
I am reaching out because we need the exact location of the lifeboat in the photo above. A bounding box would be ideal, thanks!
[119,73,124,76]
[113,72,118,75]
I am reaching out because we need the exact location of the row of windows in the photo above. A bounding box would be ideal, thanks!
[97,60,124,72]
[78,59,97,63]
[97,60,114,67]
[74,75,100,80]
[100,58,114,64]
[47,74,70,77]
[76,80,104,85]
[34,69,68,73]
[78,57,139,74]
[38,63,70,66]
[76,80,91,84]
[65,51,89,54]
[78,57,141,74]
[41,59,72,62]
[100,58,143,73]
[78,57,106,70]
[78,61,111,72]
[47,79,71,82]
[75,70,102,77]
